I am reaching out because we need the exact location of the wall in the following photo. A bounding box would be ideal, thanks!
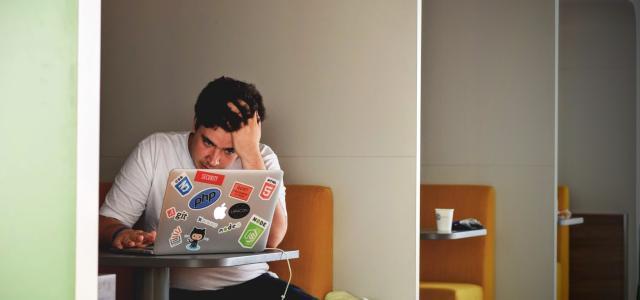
[421,1,557,299]
[101,1,418,299]
[559,1,637,298]
[0,1,78,299]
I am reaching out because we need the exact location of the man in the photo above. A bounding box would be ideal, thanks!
[99,76,315,299]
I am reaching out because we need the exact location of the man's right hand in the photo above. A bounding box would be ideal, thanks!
[112,229,157,249]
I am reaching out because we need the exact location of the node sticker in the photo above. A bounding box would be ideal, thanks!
[169,225,183,248]
[229,181,254,202]
[194,171,225,185]
[172,172,193,197]
[259,177,278,201]
[229,203,250,219]
[188,188,222,210]
[196,216,218,229]
[218,222,242,234]
[165,207,177,219]
[238,215,269,249]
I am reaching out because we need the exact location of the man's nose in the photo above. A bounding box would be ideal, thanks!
[206,148,223,164]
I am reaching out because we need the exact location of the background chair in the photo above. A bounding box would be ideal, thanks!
[420,184,496,300]
[557,186,570,300]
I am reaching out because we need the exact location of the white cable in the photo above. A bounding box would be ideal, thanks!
[266,247,292,300]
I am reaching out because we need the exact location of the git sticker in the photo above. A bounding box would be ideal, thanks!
[169,225,183,248]
[238,215,269,249]
[194,171,225,185]
[259,177,278,201]
[165,207,177,219]
[229,182,254,202]
[174,210,188,221]
[172,172,193,197]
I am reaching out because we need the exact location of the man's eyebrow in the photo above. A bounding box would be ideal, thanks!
[202,135,234,151]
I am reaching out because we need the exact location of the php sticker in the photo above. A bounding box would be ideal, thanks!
[218,222,242,234]
[188,188,222,210]
[165,207,177,219]
[238,215,269,248]
[229,203,250,219]
[196,216,218,229]
[259,177,278,201]
[172,172,193,197]
[229,181,254,202]
[194,171,225,185]
[169,225,183,248]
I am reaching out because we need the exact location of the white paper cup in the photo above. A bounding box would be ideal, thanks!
[435,208,454,233]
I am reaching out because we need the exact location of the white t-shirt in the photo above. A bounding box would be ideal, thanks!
[100,131,286,290]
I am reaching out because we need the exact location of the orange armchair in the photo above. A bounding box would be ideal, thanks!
[420,184,496,300]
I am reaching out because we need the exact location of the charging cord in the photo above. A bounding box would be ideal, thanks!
[266,247,292,300]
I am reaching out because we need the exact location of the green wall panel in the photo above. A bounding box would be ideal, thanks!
[0,1,78,299]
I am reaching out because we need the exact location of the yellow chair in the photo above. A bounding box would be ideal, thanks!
[557,186,570,300]
[420,184,495,300]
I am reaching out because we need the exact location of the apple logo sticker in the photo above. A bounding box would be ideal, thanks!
[213,203,227,220]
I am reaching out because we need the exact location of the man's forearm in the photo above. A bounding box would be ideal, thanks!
[99,215,128,248]
[267,201,288,248]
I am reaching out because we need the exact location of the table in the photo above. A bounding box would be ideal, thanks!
[558,217,584,226]
[99,249,299,300]
[420,229,487,240]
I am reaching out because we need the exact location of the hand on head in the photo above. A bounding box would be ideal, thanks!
[227,102,262,159]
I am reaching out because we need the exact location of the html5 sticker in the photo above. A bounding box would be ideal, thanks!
[259,177,279,201]
[194,171,225,185]
[172,172,193,197]
[229,181,254,202]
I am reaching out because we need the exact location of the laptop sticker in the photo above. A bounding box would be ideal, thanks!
[229,203,250,219]
[194,171,225,185]
[238,215,269,249]
[174,210,189,221]
[185,227,209,251]
[213,203,228,220]
[169,225,183,248]
[172,172,193,197]
[218,222,242,234]
[188,188,222,210]
[259,177,278,201]
[165,207,177,219]
[196,216,219,229]
[229,181,254,202]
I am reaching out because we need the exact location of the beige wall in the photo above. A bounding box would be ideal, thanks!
[101,1,418,299]
[421,1,557,299]
[559,1,637,298]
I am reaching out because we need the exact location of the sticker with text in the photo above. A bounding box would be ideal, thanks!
[172,172,193,197]
[174,210,188,221]
[229,203,250,219]
[238,215,269,249]
[213,203,227,220]
[169,225,183,248]
[185,227,208,251]
[196,216,218,229]
[188,188,222,210]
[194,171,225,185]
[165,207,177,219]
[259,177,279,201]
[229,181,254,202]
[218,222,242,234]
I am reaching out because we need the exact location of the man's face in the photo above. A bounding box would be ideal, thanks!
[188,126,238,169]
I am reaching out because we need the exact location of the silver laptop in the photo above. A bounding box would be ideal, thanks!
[117,169,283,255]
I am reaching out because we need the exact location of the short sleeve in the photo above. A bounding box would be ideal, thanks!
[99,136,156,227]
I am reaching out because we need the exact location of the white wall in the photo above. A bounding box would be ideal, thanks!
[101,1,418,299]
[559,1,637,298]
[421,1,557,299]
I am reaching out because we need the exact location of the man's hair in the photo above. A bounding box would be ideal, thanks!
[194,76,266,132]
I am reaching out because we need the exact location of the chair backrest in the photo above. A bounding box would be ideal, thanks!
[420,184,495,300]
[269,185,334,299]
